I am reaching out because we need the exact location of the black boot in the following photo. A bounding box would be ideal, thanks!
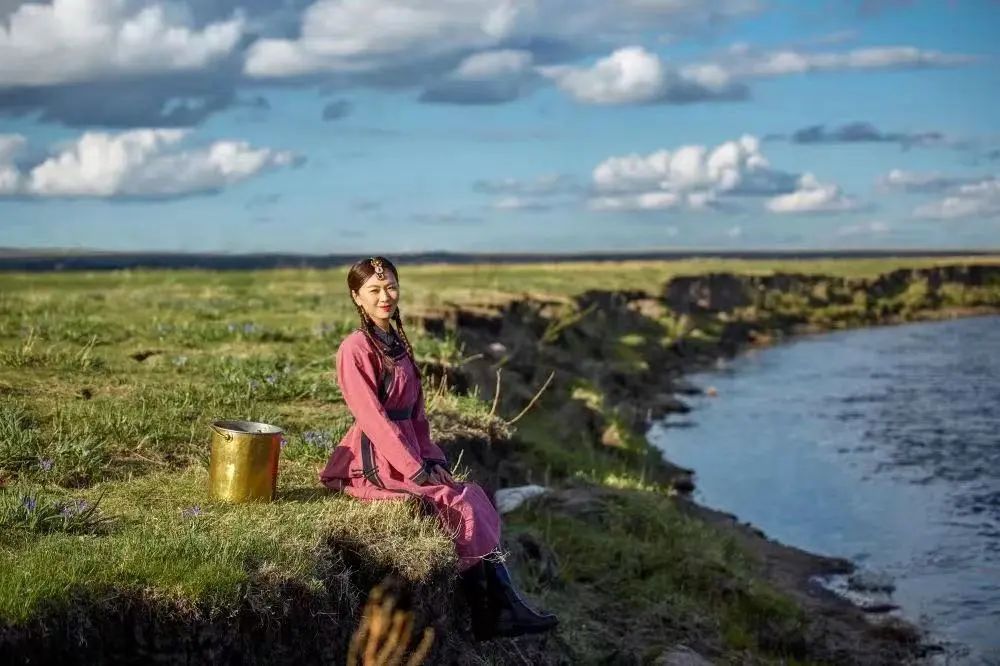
[459,561,499,641]
[482,557,558,638]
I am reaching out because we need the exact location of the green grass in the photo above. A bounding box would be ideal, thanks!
[0,256,996,661]
[0,464,453,624]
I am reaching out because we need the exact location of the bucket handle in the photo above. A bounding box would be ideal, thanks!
[210,423,233,441]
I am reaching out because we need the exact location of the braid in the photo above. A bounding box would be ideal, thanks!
[355,302,394,371]
[392,309,420,381]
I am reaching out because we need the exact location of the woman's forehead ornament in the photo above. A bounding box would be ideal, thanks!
[369,257,386,280]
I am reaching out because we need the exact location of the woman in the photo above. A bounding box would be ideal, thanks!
[319,256,558,641]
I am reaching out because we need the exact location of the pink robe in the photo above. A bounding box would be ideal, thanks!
[319,329,501,571]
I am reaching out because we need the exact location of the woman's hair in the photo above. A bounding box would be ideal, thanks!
[347,256,418,376]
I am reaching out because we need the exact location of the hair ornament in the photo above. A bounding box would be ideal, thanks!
[370,257,386,280]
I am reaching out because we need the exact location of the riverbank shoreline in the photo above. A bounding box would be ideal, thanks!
[422,264,1000,663]
[2,260,998,664]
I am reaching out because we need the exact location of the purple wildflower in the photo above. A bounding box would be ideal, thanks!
[242,323,257,334]
[39,458,53,472]
[182,505,203,518]
[303,431,331,448]
[227,323,237,333]
[21,496,37,513]
[248,379,261,391]
[279,435,288,449]
[265,374,278,385]
[58,499,90,518]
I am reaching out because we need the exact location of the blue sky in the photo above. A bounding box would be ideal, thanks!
[1,0,998,254]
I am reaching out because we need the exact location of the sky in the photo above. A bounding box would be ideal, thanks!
[0,0,998,255]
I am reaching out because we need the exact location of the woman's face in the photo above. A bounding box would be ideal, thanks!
[352,269,399,325]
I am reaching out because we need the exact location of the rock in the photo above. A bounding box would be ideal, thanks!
[859,602,900,614]
[494,485,549,514]
[663,273,753,314]
[648,393,691,419]
[672,378,702,395]
[654,645,715,665]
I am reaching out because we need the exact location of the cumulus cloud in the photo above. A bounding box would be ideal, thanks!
[0,129,299,199]
[244,0,531,78]
[765,173,859,213]
[0,0,244,87]
[589,135,858,214]
[913,176,1000,220]
[244,0,763,79]
[540,46,747,104]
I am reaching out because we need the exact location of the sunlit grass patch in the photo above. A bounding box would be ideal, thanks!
[0,464,454,624]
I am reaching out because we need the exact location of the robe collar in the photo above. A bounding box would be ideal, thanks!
[367,323,407,359]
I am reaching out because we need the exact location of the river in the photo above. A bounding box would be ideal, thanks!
[649,314,1000,664]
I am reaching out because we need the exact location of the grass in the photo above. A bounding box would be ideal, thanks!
[0,256,997,661]
[503,482,809,661]
[0,464,453,625]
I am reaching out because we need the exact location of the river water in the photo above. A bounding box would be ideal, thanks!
[649,315,1000,664]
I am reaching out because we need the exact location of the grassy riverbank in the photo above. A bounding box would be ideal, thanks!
[2,256,999,663]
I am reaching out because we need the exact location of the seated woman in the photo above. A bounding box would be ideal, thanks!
[319,255,558,641]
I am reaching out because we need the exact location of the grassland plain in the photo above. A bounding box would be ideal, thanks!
[1,256,999,665]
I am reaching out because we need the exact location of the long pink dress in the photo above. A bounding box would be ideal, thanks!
[319,328,501,571]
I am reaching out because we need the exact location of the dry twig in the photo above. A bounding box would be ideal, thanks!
[505,370,556,426]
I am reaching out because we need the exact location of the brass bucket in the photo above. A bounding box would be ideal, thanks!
[208,420,283,503]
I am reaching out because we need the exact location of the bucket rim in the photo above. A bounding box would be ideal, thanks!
[210,419,283,435]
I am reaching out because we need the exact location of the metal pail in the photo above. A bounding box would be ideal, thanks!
[208,420,282,503]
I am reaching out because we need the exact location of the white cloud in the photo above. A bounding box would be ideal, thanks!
[245,0,529,77]
[590,134,809,212]
[878,168,977,193]
[766,173,859,213]
[722,45,975,79]
[589,191,681,211]
[0,129,298,198]
[492,195,551,212]
[540,47,669,104]
[244,0,763,79]
[453,49,533,80]
[539,46,746,104]
[836,220,890,237]
[0,0,244,87]
[913,177,1000,220]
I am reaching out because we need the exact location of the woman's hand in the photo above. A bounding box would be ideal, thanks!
[427,464,456,487]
